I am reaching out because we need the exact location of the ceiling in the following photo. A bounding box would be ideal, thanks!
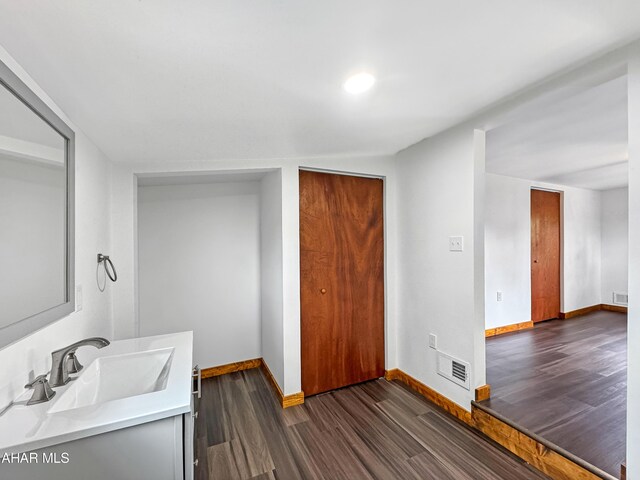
[1,2,640,164]
[486,75,628,190]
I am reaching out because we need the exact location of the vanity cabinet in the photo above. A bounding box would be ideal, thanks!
[1,364,200,480]
[1,414,192,480]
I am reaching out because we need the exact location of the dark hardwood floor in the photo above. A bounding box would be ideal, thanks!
[195,368,548,480]
[483,311,627,477]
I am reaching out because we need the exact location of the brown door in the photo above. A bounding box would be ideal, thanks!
[531,189,561,322]
[299,170,384,396]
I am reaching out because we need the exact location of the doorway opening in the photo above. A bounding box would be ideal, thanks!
[135,169,286,387]
[482,71,629,477]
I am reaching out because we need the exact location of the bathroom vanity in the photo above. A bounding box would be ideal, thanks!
[0,331,198,480]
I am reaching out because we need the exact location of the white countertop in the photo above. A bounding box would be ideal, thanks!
[0,331,193,454]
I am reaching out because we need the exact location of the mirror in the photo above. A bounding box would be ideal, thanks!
[0,59,75,348]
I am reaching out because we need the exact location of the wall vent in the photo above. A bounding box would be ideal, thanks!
[437,351,470,390]
[613,292,628,306]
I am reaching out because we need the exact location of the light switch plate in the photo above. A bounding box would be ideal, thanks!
[497,291,503,302]
[449,236,463,252]
[75,285,83,312]
[429,333,437,349]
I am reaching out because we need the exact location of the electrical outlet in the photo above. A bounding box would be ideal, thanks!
[75,285,83,312]
[448,236,463,252]
[429,333,437,349]
[497,291,503,302]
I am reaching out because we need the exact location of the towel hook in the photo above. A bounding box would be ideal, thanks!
[97,254,118,282]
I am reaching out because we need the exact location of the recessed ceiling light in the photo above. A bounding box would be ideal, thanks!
[343,72,375,94]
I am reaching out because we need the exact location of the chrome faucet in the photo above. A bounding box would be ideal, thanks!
[49,337,110,387]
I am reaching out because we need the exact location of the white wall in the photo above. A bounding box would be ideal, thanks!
[0,44,113,409]
[601,187,629,305]
[137,181,262,368]
[484,174,604,329]
[260,171,285,388]
[484,174,532,329]
[110,164,137,340]
[396,126,486,411]
[111,156,397,395]
[563,185,602,312]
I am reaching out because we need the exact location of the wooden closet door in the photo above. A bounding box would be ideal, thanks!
[531,189,561,322]
[299,170,384,396]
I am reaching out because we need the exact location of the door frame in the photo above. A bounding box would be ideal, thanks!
[530,186,564,318]
[298,167,388,388]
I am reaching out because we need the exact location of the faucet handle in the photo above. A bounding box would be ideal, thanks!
[24,374,49,389]
[24,375,56,405]
[65,351,84,374]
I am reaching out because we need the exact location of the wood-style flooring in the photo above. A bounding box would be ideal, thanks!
[483,311,627,477]
[195,368,548,480]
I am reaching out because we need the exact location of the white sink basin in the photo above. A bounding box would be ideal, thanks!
[48,348,175,413]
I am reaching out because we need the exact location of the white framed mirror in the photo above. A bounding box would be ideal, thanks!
[0,59,75,348]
